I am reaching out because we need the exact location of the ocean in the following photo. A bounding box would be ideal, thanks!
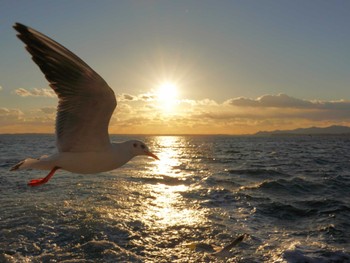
[0,134,349,262]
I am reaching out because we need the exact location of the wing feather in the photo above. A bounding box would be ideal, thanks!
[14,23,116,152]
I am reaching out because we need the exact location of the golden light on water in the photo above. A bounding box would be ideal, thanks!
[143,136,205,227]
[152,136,181,177]
[144,184,202,227]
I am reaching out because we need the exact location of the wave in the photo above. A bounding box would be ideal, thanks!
[283,248,350,263]
[2,135,350,262]
[241,177,330,199]
[127,175,191,186]
[257,201,319,219]
[79,240,142,262]
[228,168,289,178]
[295,199,350,214]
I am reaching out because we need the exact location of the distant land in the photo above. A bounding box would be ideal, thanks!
[255,125,350,136]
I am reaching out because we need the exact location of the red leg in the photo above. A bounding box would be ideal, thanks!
[28,166,60,187]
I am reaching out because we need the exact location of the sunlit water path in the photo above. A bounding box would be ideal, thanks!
[1,134,350,262]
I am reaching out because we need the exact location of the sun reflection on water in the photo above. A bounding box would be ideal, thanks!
[143,136,205,227]
[151,136,181,177]
[144,184,202,227]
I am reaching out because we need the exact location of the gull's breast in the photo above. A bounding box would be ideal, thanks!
[56,151,125,174]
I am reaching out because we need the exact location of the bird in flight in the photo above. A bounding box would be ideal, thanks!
[10,23,159,186]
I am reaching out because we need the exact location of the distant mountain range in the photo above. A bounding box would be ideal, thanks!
[255,125,350,136]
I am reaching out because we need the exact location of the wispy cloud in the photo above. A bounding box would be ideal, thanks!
[40,107,56,114]
[226,94,315,108]
[223,94,350,122]
[117,93,156,102]
[0,107,23,116]
[0,107,56,133]
[118,93,135,101]
[2,93,350,134]
[110,93,350,133]
[0,107,24,126]
[15,88,55,98]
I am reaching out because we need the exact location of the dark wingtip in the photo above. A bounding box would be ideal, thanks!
[13,22,30,35]
[13,22,24,30]
[10,160,25,171]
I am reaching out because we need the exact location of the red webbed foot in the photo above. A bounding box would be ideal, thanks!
[27,167,60,187]
[28,178,49,186]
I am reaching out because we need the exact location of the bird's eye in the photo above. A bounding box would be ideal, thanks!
[133,143,137,148]
[141,144,146,149]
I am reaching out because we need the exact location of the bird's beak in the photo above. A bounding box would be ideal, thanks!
[146,151,159,160]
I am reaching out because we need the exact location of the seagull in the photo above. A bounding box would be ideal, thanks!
[10,23,159,187]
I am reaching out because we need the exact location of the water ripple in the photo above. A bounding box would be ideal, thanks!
[1,135,350,262]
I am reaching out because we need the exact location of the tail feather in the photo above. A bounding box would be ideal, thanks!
[10,160,25,171]
[10,156,53,171]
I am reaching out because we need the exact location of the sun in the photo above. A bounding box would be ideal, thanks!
[156,82,179,112]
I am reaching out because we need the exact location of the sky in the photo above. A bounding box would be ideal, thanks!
[1,0,350,134]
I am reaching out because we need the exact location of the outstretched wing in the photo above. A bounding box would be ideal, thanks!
[14,23,117,152]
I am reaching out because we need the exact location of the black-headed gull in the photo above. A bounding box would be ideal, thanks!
[10,23,159,186]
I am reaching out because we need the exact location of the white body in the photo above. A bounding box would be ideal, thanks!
[18,143,133,174]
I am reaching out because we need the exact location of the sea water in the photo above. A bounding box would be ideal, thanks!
[0,134,350,262]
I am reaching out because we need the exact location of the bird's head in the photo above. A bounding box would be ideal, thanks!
[128,140,159,160]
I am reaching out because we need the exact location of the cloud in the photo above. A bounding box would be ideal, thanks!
[0,108,10,114]
[138,93,156,101]
[0,107,23,116]
[180,98,218,106]
[226,93,350,114]
[15,88,55,98]
[0,85,3,91]
[117,93,136,101]
[40,107,56,114]
[174,94,350,134]
[2,92,350,134]
[117,93,156,102]
[0,107,24,126]
[320,100,350,110]
[227,93,315,108]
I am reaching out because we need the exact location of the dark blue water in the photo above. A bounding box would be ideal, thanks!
[1,134,350,262]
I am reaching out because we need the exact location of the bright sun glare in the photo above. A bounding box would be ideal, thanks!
[156,82,178,112]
